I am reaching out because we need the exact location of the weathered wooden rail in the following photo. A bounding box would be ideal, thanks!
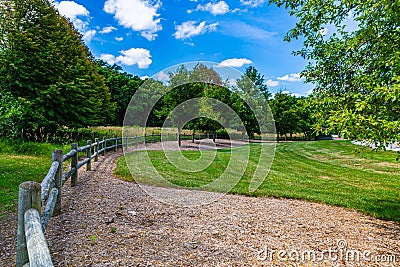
[15,132,247,266]
[16,136,123,267]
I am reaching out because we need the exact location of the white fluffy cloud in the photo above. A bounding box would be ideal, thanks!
[104,0,162,41]
[141,31,158,41]
[115,37,124,41]
[266,79,279,87]
[83,30,96,43]
[117,48,152,68]
[55,1,89,31]
[240,0,266,7]
[54,1,97,43]
[100,54,117,65]
[277,73,303,82]
[156,71,170,83]
[174,21,218,40]
[189,1,230,15]
[100,48,152,69]
[216,58,252,68]
[100,26,117,34]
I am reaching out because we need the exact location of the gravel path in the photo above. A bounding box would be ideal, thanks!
[1,141,399,266]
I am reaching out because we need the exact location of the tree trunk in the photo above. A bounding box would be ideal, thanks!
[178,128,181,147]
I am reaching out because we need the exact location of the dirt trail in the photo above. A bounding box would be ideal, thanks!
[1,141,399,266]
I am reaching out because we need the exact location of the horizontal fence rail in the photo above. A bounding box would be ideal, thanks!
[15,136,124,267]
[16,133,248,266]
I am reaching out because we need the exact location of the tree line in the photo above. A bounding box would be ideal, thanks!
[0,0,331,143]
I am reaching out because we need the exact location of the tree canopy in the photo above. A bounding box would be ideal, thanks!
[269,92,315,141]
[96,60,144,126]
[270,0,400,143]
[0,0,115,140]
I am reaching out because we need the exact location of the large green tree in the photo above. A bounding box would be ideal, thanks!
[269,92,299,141]
[270,0,400,143]
[0,0,115,140]
[269,93,316,141]
[96,60,143,126]
[125,77,167,127]
[243,66,271,100]
[231,66,271,138]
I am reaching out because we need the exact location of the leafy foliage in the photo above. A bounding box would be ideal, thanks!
[270,92,315,141]
[0,0,115,140]
[231,66,272,138]
[125,77,167,127]
[0,92,26,139]
[270,0,400,143]
[96,60,144,126]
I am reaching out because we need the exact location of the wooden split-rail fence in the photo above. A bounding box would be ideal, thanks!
[16,136,124,267]
[15,132,247,267]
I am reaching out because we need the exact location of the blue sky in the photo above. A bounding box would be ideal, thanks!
[54,0,314,96]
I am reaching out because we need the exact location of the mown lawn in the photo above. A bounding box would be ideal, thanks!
[115,140,400,222]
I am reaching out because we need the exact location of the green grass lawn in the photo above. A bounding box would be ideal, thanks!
[0,154,50,213]
[115,140,400,222]
[0,139,69,215]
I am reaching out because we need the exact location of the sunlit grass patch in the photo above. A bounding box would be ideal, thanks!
[115,141,400,222]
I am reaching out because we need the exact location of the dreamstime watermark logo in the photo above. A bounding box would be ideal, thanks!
[257,239,398,266]
[122,62,276,206]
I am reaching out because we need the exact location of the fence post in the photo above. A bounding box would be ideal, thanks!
[86,140,92,171]
[71,143,78,187]
[114,137,117,152]
[16,181,41,267]
[207,132,210,139]
[94,138,99,162]
[144,134,146,145]
[192,133,195,143]
[152,133,154,143]
[53,150,63,216]
[102,136,106,156]
[167,133,169,141]
[125,136,129,149]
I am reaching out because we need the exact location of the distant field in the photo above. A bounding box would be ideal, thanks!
[115,141,400,222]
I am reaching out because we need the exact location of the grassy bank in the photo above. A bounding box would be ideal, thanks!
[115,141,400,222]
[0,139,70,215]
